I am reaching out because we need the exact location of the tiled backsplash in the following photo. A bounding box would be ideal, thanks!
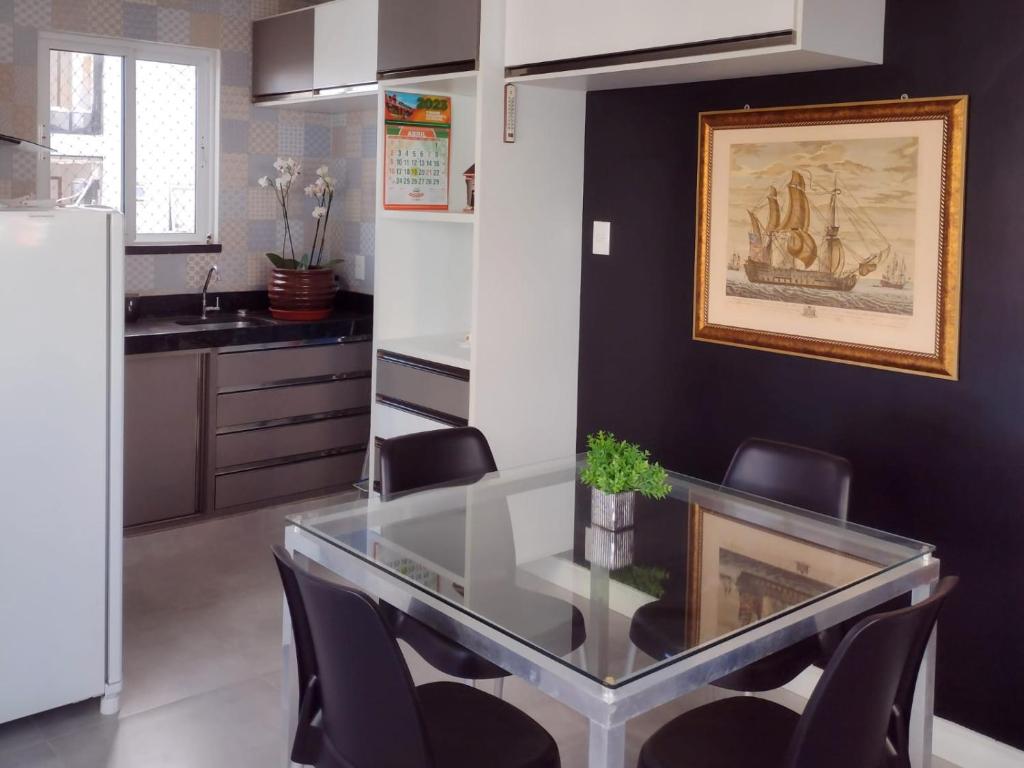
[0,0,377,295]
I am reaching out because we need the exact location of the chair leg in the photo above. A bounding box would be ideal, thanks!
[493,677,504,698]
[625,642,637,675]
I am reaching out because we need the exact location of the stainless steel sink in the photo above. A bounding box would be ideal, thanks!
[175,313,273,329]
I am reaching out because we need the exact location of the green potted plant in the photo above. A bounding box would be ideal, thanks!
[258,158,341,320]
[579,431,670,531]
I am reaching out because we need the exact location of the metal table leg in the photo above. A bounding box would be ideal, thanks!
[910,572,939,768]
[283,527,304,768]
[589,720,626,768]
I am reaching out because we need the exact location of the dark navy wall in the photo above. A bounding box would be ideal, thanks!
[576,0,1024,747]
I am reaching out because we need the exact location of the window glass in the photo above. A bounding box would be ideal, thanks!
[48,50,123,210]
[135,60,198,235]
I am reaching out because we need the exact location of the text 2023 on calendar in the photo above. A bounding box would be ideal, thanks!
[383,91,451,211]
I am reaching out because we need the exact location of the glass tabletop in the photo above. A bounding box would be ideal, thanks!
[287,455,933,688]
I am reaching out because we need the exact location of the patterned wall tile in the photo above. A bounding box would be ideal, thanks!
[125,253,156,293]
[220,49,249,87]
[15,0,53,28]
[87,0,124,36]
[219,84,250,121]
[122,2,158,40]
[13,64,34,104]
[52,0,91,31]
[219,151,248,187]
[190,12,221,48]
[247,187,277,220]
[155,7,190,44]
[248,119,277,154]
[220,118,250,153]
[247,218,276,250]
[0,23,13,64]
[277,112,305,156]
[220,12,249,51]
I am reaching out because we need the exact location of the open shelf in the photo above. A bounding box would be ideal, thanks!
[379,70,479,98]
[377,333,471,370]
[253,85,378,113]
[379,208,474,224]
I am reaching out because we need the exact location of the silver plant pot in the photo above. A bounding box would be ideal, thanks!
[590,487,636,531]
[585,525,635,570]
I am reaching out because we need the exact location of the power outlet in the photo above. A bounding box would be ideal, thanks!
[593,221,611,255]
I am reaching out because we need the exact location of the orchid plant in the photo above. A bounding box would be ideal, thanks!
[258,158,339,270]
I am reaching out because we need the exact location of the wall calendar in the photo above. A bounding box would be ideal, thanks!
[383,91,451,211]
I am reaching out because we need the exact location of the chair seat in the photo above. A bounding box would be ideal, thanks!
[417,681,560,768]
[638,696,798,768]
[381,600,509,679]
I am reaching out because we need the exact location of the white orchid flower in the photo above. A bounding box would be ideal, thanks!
[273,158,285,172]
[312,206,327,219]
[304,183,316,197]
[317,165,329,177]
[257,175,270,188]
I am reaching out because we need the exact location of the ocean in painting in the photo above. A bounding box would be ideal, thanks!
[726,276,914,316]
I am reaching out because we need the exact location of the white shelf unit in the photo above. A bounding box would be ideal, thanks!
[377,333,472,370]
[369,2,587,484]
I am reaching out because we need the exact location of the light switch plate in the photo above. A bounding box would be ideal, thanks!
[593,221,611,255]
[355,251,365,281]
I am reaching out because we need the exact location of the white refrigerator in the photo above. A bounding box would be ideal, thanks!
[0,206,124,722]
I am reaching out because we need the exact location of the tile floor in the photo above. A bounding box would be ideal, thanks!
[0,498,959,768]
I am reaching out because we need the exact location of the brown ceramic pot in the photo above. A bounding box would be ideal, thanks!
[267,267,338,321]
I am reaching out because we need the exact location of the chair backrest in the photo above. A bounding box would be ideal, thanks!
[271,545,317,704]
[292,560,435,768]
[723,438,852,521]
[785,576,957,768]
[379,426,498,501]
[888,577,959,765]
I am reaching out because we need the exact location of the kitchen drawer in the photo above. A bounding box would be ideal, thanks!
[217,377,371,427]
[216,451,365,510]
[218,342,371,389]
[376,353,468,424]
[216,413,370,468]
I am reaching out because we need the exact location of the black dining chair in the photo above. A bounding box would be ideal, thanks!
[628,438,852,691]
[637,576,957,768]
[272,544,322,765]
[378,427,587,695]
[291,550,562,768]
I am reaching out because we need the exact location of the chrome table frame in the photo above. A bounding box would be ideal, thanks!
[281,513,939,768]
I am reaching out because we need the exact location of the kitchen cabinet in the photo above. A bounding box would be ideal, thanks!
[377,0,480,78]
[124,338,372,527]
[252,8,315,98]
[210,339,372,512]
[314,0,378,90]
[124,353,204,528]
[504,0,886,89]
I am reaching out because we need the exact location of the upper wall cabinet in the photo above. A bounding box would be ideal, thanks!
[253,1,378,101]
[253,8,315,98]
[314,0,378,90]
[377,0,480,79]
[504,0,886,90]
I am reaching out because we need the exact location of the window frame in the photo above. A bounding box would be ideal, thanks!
[37,32,219,246]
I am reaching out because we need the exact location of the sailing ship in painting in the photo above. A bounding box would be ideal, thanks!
[880,254,909,289]
[745,171,891,291]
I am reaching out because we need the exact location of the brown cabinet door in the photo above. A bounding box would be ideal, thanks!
[377,0,480,76]
[124,354,204,527]
[253,8,315,97]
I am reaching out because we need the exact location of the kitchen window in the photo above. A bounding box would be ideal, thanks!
[38,33,218,246]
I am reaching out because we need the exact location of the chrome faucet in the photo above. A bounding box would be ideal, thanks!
[201,265,220,319]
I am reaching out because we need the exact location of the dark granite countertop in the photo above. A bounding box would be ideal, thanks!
[124,290,373,355]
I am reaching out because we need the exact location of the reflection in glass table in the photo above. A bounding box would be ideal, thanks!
[282,456,939,768]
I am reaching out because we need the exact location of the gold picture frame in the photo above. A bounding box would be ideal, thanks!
[694,96,968,379]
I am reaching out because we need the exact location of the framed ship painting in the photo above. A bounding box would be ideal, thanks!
[693,96,968,378]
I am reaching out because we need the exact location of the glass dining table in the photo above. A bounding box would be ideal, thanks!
[281,455,940,768]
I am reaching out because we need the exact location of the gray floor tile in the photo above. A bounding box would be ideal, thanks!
[0,740,66,768]
[0,717,47,760]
